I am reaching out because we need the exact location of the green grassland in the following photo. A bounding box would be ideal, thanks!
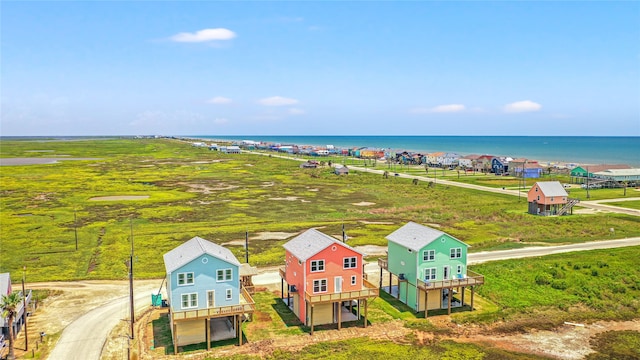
[604,200,640,210]
[1,138,640,282]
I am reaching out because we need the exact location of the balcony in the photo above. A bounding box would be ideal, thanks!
[304,278,379,305]
[171,287,256,322]
[279,266,286,280]
[417,270,484,291]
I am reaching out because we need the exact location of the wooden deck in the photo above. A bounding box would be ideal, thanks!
[304,279,379,304]
[417,270,484,291]
[171,287,255,322]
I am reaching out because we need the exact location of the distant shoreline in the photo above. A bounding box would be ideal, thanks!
[195,135,640,168]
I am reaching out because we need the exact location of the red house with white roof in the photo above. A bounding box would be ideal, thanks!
[279,229,378,334]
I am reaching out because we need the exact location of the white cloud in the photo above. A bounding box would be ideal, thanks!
[410,104,465,114]
[214,118,229,124]
[207,96,232,104]
[258,96,299,106]
[288,108,305,115]
[170,28,236,43]
[503,100,542,113]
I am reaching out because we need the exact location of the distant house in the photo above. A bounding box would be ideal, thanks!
[458,154,480,169]
[279,229,378,334]
[378,222,484,317]
[475,155,494,172]
[334,165,349,175]
[300,161,318,169]
[221,146,241,154]
[513,162,544,179]
[440,153,460,167]
[491,157,509,174]
[527,181,578,216]
[570,164,631,179]
[209,144,219,151]
[163,237,255,352]
[0,273,31,357]
[593,169,640,183]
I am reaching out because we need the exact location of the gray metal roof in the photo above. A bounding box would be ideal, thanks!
[163,236,240,274]
[535,181,568,197]
[386,222,467,252]
[283,228,363,261]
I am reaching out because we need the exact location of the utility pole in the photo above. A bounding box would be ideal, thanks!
[74,209,78,251]
[129,218,134,340]
[586,166,590,199]
[22,266,28,351]
[245,230,249,263]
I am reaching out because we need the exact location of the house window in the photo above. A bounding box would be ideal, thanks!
[450,248,462,259]
[537,195,540,201]
[177,272,194,286]
[424,268,437,281]
[457,265,463,274]
[343,257,357,269]
[313,279,327,293]
[181,293,197,309]
[310,260,325,272]
[351,275,357,285]
[217,268,232,282]
[207,290,215,308]
[551,197,554,202]
[423,250,435,261]
[226,289,232,300]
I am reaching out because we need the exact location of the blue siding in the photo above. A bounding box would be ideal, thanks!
[168,254,239,310]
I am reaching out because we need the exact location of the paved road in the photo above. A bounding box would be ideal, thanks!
[46,283,158,360]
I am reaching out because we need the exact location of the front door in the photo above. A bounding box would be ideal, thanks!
[334,276,343,293]
[443,266,450,280]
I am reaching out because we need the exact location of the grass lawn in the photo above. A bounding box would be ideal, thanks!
[603,200,640,210]
[464,246,640,329]
[2,138,640,282]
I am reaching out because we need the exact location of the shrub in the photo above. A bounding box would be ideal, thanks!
[551,280,568,290]
[535,273,552,285]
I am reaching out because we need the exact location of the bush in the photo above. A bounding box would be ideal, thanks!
[551,280,568,290]
[535,273,552,285]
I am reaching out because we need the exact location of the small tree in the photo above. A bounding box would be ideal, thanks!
[1,292,24,360]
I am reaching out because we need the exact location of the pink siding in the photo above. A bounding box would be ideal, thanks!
[527,184,567,205]
[284,242,364,324]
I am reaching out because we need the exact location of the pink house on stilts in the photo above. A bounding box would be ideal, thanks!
[279,229,379,334]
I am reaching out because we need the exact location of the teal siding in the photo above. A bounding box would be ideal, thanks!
[168,254,239,310]
[387,234,469,310]
[417,235,468,283]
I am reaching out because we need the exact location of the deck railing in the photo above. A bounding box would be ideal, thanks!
[279,267,286,280]
[171,287,256,321]
[304,278,379,304]
[417,270,484,291]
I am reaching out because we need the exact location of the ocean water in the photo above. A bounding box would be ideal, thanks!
[198,136,640,167]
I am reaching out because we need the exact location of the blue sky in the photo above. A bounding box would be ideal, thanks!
[1,2,639,136]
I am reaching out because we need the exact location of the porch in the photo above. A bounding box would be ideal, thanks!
[279,267,379,334]
[378,258,484,317]
[170,287,255,353]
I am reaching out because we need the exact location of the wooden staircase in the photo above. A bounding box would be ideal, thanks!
[558,198,580,216]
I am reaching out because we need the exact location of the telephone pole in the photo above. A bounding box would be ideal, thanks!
[22,266,28,351]
[129,218,134,340]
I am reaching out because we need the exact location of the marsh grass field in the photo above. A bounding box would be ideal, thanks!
[1,138,640,282]
[3,138,640,359]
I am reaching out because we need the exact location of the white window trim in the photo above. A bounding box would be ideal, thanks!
[424,267,437,281]
[313,279,328,294]
[177,272,194,286]
[457,265,463,274]
[423,250,435,262]
[343,256,357,269]
[207,290,215,308]
[310,260,325,273]
[181,292,198,309]
[450,248,462,259]
[226,288,232,300]
[351,275,357,285]
[216,268,233,282]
